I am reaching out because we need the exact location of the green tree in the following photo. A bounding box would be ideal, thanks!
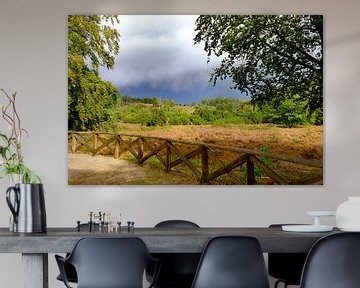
[151,97,161,107]
[68,15,121,131]
[262,95,310,127]
[194,15,323,114]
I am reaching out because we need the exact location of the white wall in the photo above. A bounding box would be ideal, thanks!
[1,0,360,287]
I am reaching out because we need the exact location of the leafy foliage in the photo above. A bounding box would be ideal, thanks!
[192,97,264,125]
[119,100,192,126]
[118,96,317,127]
[194,15,323,114]
[262,93,323,128]
[0,89,41,183]
[68,15,121,131]
[263,99,308,128]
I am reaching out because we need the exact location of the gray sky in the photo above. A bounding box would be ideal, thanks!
[100,15,246,104]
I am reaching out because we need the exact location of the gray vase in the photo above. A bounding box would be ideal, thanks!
[6,183,47,233]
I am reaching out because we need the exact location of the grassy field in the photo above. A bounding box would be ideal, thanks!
[117,123,323,160]
[69,123,323,185]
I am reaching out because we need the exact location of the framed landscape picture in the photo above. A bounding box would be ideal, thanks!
[68,15,323,185]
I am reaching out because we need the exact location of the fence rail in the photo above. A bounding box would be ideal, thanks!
[68,131,323,185]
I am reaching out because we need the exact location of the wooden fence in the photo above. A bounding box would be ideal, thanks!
[68,131,323,185]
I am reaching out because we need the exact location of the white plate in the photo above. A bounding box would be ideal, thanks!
[282,225,333,232]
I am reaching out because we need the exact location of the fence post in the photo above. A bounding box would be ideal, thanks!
[246,154,255,184]
[71,133,77,153]
[138,137,144,161]
[93,133,98,152]
[201,146,209,184]
[114,136,120,159]
[166,141,171,173]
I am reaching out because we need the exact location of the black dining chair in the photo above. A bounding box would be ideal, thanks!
[55,237,161,288]
[268,224,308,288]
[191,236,270,288]
[300,232,360,288]
[147,220,201,288]
[56,223,99,284]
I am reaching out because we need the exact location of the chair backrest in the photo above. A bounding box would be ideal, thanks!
[191,236,270,288]
[151,220,201,287]
[66,237,154,288]
[155,219,200,228]
[268,224,308,285]
[300,232,360,288]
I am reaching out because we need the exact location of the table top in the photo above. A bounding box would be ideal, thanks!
[0,227,340,254]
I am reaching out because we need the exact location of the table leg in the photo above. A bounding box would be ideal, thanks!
[22,253,48,288]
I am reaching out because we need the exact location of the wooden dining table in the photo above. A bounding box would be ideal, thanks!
[0,226,339,288]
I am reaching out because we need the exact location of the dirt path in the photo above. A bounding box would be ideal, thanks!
[68,153,194,185]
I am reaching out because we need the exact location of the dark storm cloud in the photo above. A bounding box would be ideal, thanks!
[100,15,247,102]
[101,15,213,90]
